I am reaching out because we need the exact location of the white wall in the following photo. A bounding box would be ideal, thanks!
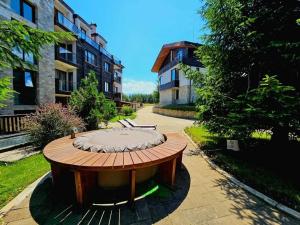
[158,64,205,105]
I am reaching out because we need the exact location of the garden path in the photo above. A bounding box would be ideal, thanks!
[1,106,299,225]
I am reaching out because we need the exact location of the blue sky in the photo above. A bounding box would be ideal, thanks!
[65,0,205,94]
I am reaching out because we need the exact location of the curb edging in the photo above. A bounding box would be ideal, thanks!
[182,131,300,220]
[0,172,50,219]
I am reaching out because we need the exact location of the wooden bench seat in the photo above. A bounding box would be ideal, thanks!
[43,132,187,206]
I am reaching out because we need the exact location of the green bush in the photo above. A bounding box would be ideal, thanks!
[26,104,85,148]
[102,100,117,126]
[121,105,134,116]
[70,72,107,130]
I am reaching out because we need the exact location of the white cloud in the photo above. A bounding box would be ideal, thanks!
[122,79,156,95]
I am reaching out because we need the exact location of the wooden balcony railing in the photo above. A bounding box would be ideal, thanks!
[0,114,28,134]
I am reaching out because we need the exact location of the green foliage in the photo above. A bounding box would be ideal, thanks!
[0,20,73,70]
[121,105,134,116]
[122,91,159,104]
[0,20,72,107]
[69,72,107,130]
[0,76,14,108]
[69,72,117,129]
[188,0,300,141]
[109,112,137,123]
[227,75,300,139]
[102,100,117,127]
[26,104,85,148]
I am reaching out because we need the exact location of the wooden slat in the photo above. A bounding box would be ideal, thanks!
[123,152,133,167]
[159,144,182,153]
[130,151,143,165]
[158,145,178,154]
[148,148,167,158]
[60,151,88,164]
[92,153,111,167]
[102,153,117,167]
[151,147,173,157]
[135,150,151,163]
[113,152,124,168]
[140,149,159,161]
[74,153,98,166]
[81,153,105,167]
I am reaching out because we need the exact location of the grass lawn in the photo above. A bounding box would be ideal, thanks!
[185,126,300,211]
[0,153,50,209]
[109,112,137,123]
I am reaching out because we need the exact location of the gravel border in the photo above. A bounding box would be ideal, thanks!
[183,131,300,220]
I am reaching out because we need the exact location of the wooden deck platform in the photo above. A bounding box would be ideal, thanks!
[43,132,187,206]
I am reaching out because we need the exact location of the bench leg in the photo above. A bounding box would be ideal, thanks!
[74,171,97,207]
[159,158,177,187]
[51,164,61,189]
[129,170,136,203]
[176,153,183,170]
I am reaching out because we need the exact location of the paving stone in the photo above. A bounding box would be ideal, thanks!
[1,106,299,225]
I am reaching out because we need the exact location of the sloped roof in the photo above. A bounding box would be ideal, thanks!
[151,41,199,73]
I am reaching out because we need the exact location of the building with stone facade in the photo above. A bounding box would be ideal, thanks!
[0,0,123,114]
[151,41,204,106]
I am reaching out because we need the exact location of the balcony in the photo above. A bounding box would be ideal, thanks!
[159,80,179,91]
[114,76,122,83]
[55,46,77,66]
[113,92,122,101]
[55,79,73,96]
[55,11,80,35]
[55,11,122,66]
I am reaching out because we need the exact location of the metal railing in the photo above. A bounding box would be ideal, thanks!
[55,11,122,66]
[0,114,28,134]
[56,47,77,65]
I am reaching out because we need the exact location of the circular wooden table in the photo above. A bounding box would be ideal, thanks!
[43,132,187,206]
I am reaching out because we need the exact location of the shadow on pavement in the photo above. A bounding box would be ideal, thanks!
[213,177,299,225]
[29,165,191,225]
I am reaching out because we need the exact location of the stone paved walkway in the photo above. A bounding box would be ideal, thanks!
[1,106,299,225]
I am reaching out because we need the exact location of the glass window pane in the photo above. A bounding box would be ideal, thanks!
[11,0,20,14]
[12,46,23,59]
[23,1,34,22]
[24,71,34,87]
[24,52,34,64]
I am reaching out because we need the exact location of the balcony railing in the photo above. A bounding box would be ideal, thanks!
[55,47,77,65]
[113,92,122,100]
[55,11,122,66]
[114,76,122,83]
[159,80,179,91]
[55,79,73,95]
[56,11,80,35]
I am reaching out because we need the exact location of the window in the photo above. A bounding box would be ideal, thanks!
[85,50,96,65]
[104,82,109,92]
[11,0,35,23]
[13,46,35,64]
[80,28,87,39]
[24,71,33,87]
[114,87,118,93]
[55,70,73,92]
[175,90,179,100]
[159,76,162,85]
[176,49,184,61]
[13,69,36,105]
[171,69,179,81]
[104,62,110,72]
